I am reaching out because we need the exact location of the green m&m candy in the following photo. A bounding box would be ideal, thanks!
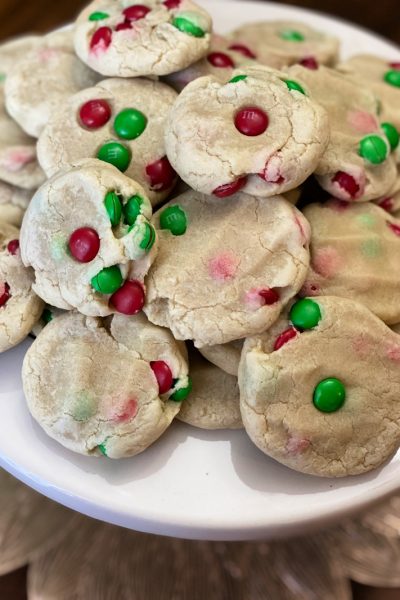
[123,195,143,226]
[172,16,205,38]
[384,70,400,88]
[98,441,108,457]
[139,223,156,252]
[114,108,147,140]
[359,134,388,164]
[284,79,306,95]
[89,11,109,21]
[104,191,122,226]
[381,122,400,151]
[170,378,193,402]
[159,205,187,236]
[229,74,248,84]
[290,298,321,330]
[313,378,346,413]
[91,265,123,294]
[42,308,54,324]
[97,142,131,172]
[279,29,305,42]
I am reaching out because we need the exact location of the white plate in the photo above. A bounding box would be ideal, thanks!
[1,0,400,542]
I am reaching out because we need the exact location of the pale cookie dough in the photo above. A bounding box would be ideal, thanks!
[239,295,400,477]
[0,181,32,227]
[74,0,212,78]
[37,78,178,206]
[199,339,243,377]
[301,199,400,324]
[144,190,311,346]
[165,65,329,198]
[5,30,100,138]
[287,65,397,202]
[0,221,44,353]
[0,35,41,80]
[178,349,242,430]
[20,160,157,316]
[22,311,189,459]
[31,305,66,338]
[374,170,400,217]
[229,21,339,69]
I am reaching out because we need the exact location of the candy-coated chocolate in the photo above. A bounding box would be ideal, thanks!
[258,288,279,305]
[172,17,205,38]
[213,176,247,198]
[91,265,123,295]
[123,195,143,226]
[98,442,108,457]
[229,74,248,83]
[284,79,306,95]
[274,326,298,351]
[164,0,181,7]
[384,70,400,88]
[104,191,122,226]
[389,62,400,69]
[114,108,147,140]
[279,29,305,42]
[359,134,388,164]
[90,27,112,52]
[89,11,109,21]
[145,156,176,191]
[0,282,11,308]
[332,171,359,198]
[110,279,145,315]
[387,221,400,237]
[139,223,156,251]
[379,197,394,212]
[298,56,318,70]
[123,5,151,21]
[42,308,53,324]
[97,142,131,172]
[7,239,19,255]
[235,106,269,136]
[313,377,346,413]
[290,298,321,330]
[207,52,235,68]
[150,360,173,394]
[69,228,100,263]
[228,43,256,59]
[115,21,132,31]
[381,122,400,150]
[159,205,187,235]
[171,378,193,402]
[79,99,111,130]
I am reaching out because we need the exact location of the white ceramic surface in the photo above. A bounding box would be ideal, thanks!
[1,0,400,542]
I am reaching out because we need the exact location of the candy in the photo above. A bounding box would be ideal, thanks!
[235,107,269,136]
[79,99,111,129]
[229,74,248,83]
[172,17,205,38]
[213,176,247,198]
[379,197,394,212]
[279,29,305,42]
[290,298,321,330]
[298,56,318,70]
[98,442,108,457]
[123,5,151,21]
[123,195,143,226]
[90,27,112,52]
[228,43,256,59]
[164,0,181,8]
[110,280,145,315]
[284,79,306,95]
[42,308,53,324]
[69,228,100,263]
[145,156,176,191]
[332,171,359,198]
[258,288,280,305]
[313,377,346,413]
[97,142,131,172]
[359,134,388,164]
[207,52,235,68]
[150,361,173,394]
[0,283,10,308]
[389,62,400,69]
[104,191,122,226]
[170,378,193,402]
[89,11,109,21]
[91,265,123,295]
[115,21,132,31]
[7,239,19,255]
[159,205,187,236]
[139,223,156,251]
[381,122,400,150]
[273,327,298,351]
[114,108,147,140]
[384,70,400,88]
[387,221,400,237]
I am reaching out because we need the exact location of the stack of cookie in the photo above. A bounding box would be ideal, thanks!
[1,0,400,478]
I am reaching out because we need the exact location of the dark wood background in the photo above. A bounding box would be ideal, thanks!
[0,0,399,598]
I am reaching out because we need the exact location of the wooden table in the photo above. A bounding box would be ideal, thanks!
[0,1,399,598]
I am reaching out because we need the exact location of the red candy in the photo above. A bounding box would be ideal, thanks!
[298,56,318,70]
[228,43,256,59]
[116,21,132,31]
[164,0,181,8]
[259,288,280,305]
[7,239,19,255]
[150,361,173,394]
[379,197,394,212]
[389,62,400,69]
[110,280,145,315]
[0,282,10,308]
[123,4,151,21]
[213,176,248,198]
[332,171,359,199]
[207,52,235,68]
[235,107,269,136]
[79,99,111,129]
[273,326,298,351]
[145,156,177,192]
[387,221,400,236]
[69,228,100,263]
[90,27,112,52]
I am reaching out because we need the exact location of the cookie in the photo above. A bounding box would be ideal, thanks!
[20,160,157,316]
[301,199,400,324]
[0,221,44,353]
[287,65,398,201]
[178,349,242,430]
[144,190,310,346]
[229,21,339,70]
[239,296,400,477]
[375,170,400,216]
[74,0,212,78]
[164,65,329,197]
[30,305,66,338]
[22,311,190,459]
[37,78,178,206]
[0,34,41,81]
[198,339,243,377]
[0,182,32,227]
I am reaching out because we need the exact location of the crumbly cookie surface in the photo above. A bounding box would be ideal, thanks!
[199,339,243,377]
[0,182,32,227]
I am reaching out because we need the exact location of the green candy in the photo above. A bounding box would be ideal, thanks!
[170,378,193,402]
[384,70,400,88]
[123,195,143,226]
[159,205,187,236]
[172,17,205,38]
[284,79,306,95]
[97,142,131,172]
[89,11,109,21]
[139,223,156,252]
[42,308,53,324]
[381,122,400,151]
[104,191,122,226]
[114,108,147,140]
[91,266,123,295]
[98,442,108,457]
[359,134,388,164]
[0,74,6,83]
[313,378,346,413]
[279,29,305,42]
[290,298,321,330]
[229,74,248,83]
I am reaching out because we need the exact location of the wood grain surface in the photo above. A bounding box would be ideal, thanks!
[0,0,399,598]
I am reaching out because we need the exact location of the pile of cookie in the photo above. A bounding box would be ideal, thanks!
[1,0,400,478]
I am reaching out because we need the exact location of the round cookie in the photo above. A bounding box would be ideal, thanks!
[22,311,190,459]
[239,296,400,477]
[31,305,66,338]
[74,0,212,78]
[178,349,242,430]
[301,199,400,324]
[199,339,243,377]
[37,78,178,206]
[0,182,32,227]
[20,160,157,316]
[287,65,398,202]
[144,190,311,346]
[229,21,339,70]
[0,221,44,353]
[0,35,41,81]
[165,65,329,198]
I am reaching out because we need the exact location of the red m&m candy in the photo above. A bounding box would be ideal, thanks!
[69,228,100,263]
[259,288,280,305]
[123,5,151,21]
[387,221,400,237]
[273,326,298,351]
[213,176,247,198]
[0,282,11,308]
[332,171,359,199]
[207,52,235,68]
[110,279,145,315]
[235,107,269,136]
[90,27,112,52]
[145,156,177,191]
[298,56,318,70]
[79,99,111,129]
[7,239,19,255]
[164,0,181,8]
[228,43,256,59]
[116,21,132,31]
[150,361,173,394]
